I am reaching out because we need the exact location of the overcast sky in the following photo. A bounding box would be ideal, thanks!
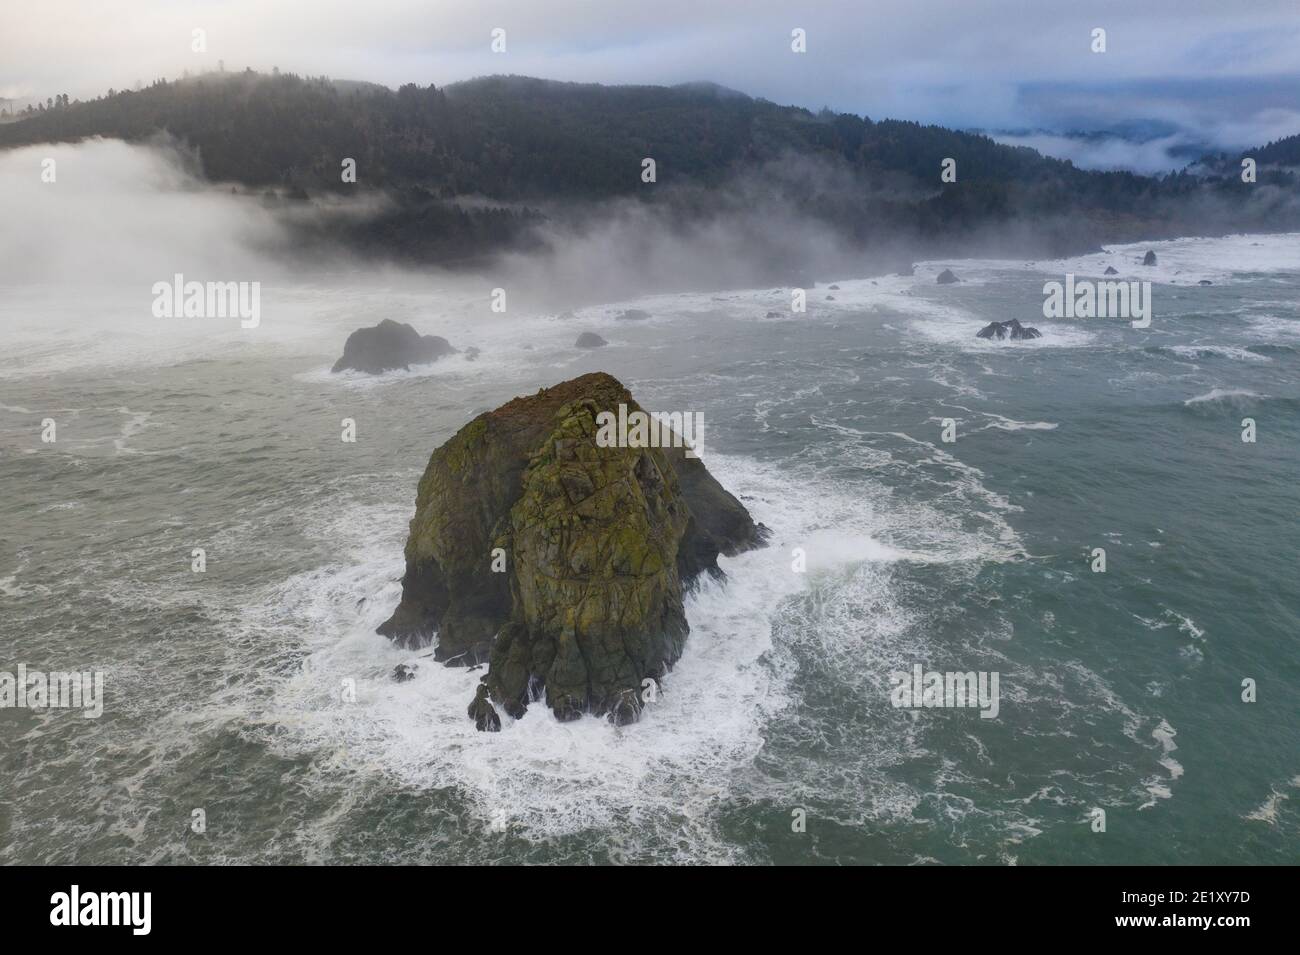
[4,0,1299,170]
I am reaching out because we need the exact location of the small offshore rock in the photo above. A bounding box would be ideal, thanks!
[976,318,1042,341]
[467,683,501,732]
[332,319,456,374]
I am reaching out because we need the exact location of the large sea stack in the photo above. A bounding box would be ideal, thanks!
[378,372,767,727]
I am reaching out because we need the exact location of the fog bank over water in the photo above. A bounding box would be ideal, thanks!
[4,136,1297,327]
[0,138,296,286]
[2,139,902,309]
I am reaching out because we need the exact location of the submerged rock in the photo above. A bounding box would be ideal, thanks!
[615,309,650,321]
[378,372,767,727]
[392,663,418,683]
[332,319,456,374]
[575,332,608,348]
[1104,266,1119,275]
[765,311,782,318]
[1198,279,1213,286]
[936,268,960,284]
[1143,250,1157,266]
[976,319,1042,341]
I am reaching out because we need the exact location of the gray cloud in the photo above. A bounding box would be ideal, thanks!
[4,1,1299,164]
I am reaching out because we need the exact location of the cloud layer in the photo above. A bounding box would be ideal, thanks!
[4,1,1299,164]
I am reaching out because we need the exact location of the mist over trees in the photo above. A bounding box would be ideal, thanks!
[2,69,1296,269]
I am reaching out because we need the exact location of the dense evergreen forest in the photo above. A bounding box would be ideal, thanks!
[3,70,1297,266]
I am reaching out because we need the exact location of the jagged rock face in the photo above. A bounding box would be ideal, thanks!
[490,397,692,723]
[976,318,1042,340]
[378,372,766,726]
[332,319,456,373]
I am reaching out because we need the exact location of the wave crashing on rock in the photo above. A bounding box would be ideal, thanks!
[378,372,768,728]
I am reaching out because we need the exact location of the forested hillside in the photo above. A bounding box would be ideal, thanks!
[4,70,1296,266]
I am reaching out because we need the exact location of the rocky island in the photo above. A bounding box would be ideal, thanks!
[379,372,767,728]
[332,319,457,374]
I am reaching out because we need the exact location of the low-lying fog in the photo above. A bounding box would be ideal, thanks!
[2,135,1295,381]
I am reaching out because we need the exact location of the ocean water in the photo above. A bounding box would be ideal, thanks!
[2,234,1298,865]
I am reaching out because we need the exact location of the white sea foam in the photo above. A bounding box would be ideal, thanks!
[1163,609,1206,641]
[972,413,1059,433]
[224,456,842,858]
[1243,313,1300,342]
[1244,790,1288,825]
[1166,345,1271,363]
[905,311,1099,349]
[1002,233,1300,287]
[219,443,1044,860]
[1139,719,1183,810]
[1183,387,1265,407]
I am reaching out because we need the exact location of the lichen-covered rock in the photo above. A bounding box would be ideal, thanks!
[378,372,766,726]
[332,319,456,374]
